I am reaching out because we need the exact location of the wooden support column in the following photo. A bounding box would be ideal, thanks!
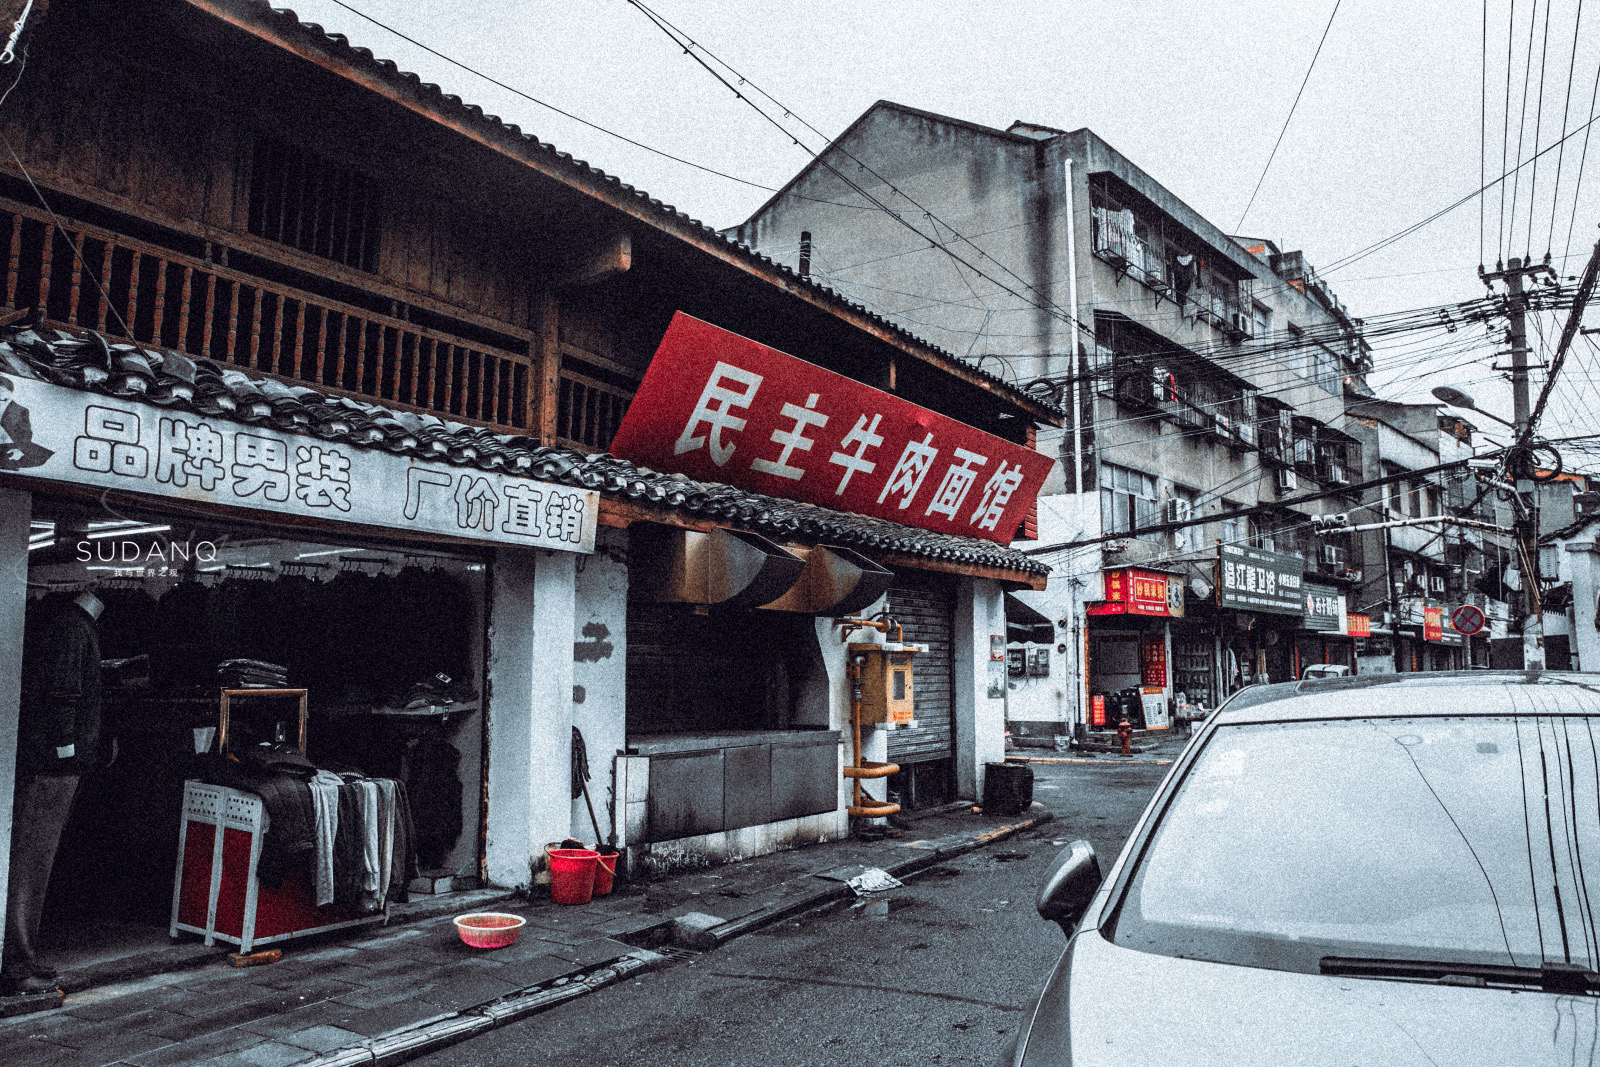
[535,290,560,445]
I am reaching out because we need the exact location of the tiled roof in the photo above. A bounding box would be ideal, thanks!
[195,1,1060,421]
[0,326,1048,577]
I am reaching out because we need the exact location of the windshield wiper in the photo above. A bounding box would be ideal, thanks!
[1320,956,1600,994]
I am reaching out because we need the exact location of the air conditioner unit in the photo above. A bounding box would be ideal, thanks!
[1325,462,1349,486]
[1277,469,1298,492]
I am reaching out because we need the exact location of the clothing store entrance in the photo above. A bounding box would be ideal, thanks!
[16,496,488,974]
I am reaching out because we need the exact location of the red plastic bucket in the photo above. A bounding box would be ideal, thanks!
[593,851,618,896]
[546,847,599,905]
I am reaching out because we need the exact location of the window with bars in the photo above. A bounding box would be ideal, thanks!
[1101,462,1159,535]
[248,137,381,273]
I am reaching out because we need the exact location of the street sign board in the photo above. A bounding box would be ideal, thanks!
[609,313,1054,544]
[1216,543,1305,615]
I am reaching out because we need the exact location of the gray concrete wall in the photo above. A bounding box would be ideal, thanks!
[0,489,29,966]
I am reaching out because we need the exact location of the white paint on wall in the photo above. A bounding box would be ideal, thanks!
[955,577,1007,801]
[484,547,576,888]
[634,810,849,872]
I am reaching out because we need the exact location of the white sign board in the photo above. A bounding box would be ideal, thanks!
[1140,690,1170,730]
[0,375,598,553]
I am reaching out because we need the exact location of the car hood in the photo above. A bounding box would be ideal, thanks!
[1027,933,1598,1066]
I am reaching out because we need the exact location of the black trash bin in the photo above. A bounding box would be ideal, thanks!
[982,761,1034,817]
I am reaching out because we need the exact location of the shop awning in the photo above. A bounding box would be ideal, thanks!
[1005,593,1054,644]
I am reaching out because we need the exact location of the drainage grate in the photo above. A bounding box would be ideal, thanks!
[651,945,703,964]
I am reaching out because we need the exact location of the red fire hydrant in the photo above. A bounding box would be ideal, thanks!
[1117,717,1133,757]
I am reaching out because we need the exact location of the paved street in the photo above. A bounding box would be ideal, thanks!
[412,754,1177,1067]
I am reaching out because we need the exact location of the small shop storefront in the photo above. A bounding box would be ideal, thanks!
[1215,542,1307,690]
[582,313,1050,865]
[1085,567,1183,731]
[0,355,597,976]
[1394,599,1467,671]
[1293,581,1356,676]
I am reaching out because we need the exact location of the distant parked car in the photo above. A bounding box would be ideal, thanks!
[1002,671,1600,1067]
[1299,662,1351,679]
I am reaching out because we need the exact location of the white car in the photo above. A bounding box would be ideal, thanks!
[1006,671,1600,1066]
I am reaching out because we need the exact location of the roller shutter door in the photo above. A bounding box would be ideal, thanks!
[886,574,956,764]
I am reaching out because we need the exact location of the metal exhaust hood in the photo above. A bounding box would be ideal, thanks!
[758,544,894,616]
[632,525,806,609]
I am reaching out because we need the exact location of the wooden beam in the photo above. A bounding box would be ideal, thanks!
[534,291,560,444]
[553,231,631,289]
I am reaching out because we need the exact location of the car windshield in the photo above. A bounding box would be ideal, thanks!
[1109,714,1600,976]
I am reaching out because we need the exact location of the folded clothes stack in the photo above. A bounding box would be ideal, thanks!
[218,658,289,689]
[399,672,478,709]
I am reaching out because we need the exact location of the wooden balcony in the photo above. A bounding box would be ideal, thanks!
[0,195,537,434]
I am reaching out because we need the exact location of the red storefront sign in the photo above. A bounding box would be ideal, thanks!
[1346,613,1372,638]
[1423,605,1444,643]
[608,314,1054,544]
[1141,634,1168,688]
[1091,694,1107,727]
[1086,568,1174,617]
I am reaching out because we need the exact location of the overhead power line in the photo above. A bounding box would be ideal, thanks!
[622,0,1101,348]
[1022,456,1482,556]
[1235,0,1341,231]
[1323,105,1600,276]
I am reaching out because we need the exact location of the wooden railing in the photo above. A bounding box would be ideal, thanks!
[556,364,633,451]
[0,196,536,433]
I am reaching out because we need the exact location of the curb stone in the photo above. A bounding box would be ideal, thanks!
[298,950,666,1067]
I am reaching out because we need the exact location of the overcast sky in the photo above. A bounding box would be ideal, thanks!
[281,0,1600,450]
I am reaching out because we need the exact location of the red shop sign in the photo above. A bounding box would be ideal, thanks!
[1086,568,1172,617]
[608,314,1054,544]
[1346,613,1372,638]
[1423,605,1445,643]
[1141,633,1168,688]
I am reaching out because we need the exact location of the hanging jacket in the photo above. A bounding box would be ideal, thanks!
[18,595,101,776]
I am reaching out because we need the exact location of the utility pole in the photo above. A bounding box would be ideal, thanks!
[1480,255,1554,669]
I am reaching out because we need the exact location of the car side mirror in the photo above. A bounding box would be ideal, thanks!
[1036,839,1101,934]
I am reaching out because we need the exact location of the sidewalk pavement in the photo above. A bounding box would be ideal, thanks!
[0,802,1055,1067]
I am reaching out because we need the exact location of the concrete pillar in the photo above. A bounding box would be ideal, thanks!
[484,547,577,888]
[955,577,1007,801]
[0,489,31,965]
[570,532,628,845]
[1566,542,1600,672]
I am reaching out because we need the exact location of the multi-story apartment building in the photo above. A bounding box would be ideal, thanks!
[733,102,1380,740]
